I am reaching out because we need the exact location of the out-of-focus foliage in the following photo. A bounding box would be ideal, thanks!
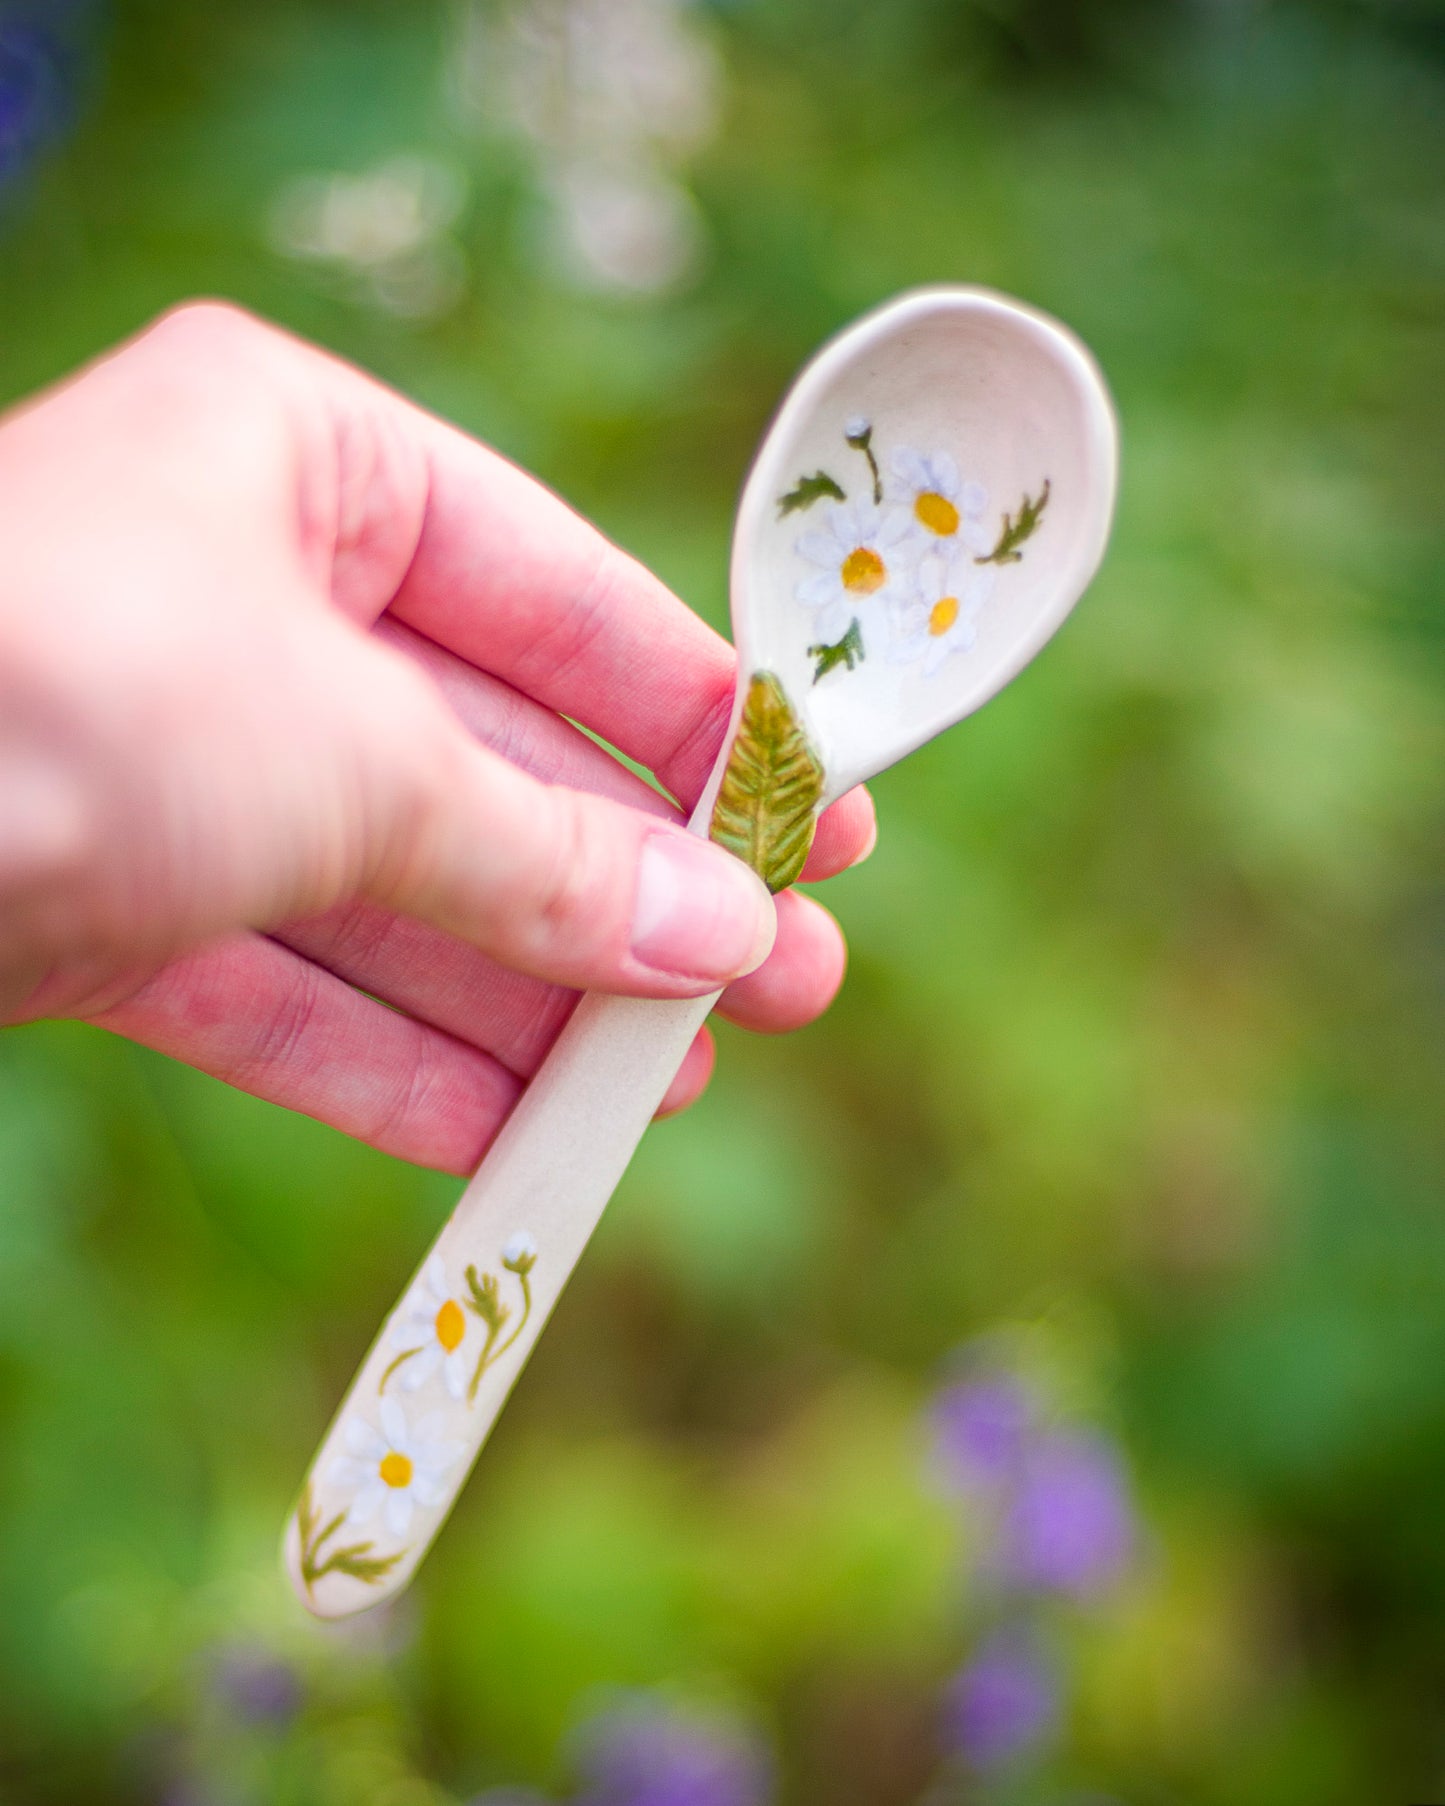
[0,0,1442,1800]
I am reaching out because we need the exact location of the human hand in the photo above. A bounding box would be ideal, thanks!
[0,304,874,1171]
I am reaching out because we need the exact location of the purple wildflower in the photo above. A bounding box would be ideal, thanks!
[931,1373,1035,1491]
[942,1629,1059,1771]
[572,1697,772,1806]
[993,1429,1136,1600]
[211,1646,303,1727]
[0,17,68,185]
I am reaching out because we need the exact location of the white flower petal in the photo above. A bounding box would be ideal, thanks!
[328,1457,369,1490]
[887,632,928,665]
[960,480,988,517]
[350,1479,384,1527]
[961,520,993,556]
[344,1419,387,1460]
[411,1473,449,1508]
[379,1397,408,1448]
[814,600,853,642]
[845,413,870,439]
[890,446,926,488]
[795,531,840,567]
[417,1437,466,1475]
[384,1489,414,1538]
[423,1253,449,1302]
[402,1344,441,1391]
[873,511,913,551]
[916,563,946,605]
[850,502,884,540]
[796,571,843,608]
[931,451,960,496]
[390,1314,429,1350]
[443,1352,468,1401]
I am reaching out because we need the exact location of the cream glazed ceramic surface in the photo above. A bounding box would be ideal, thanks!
[725,288,1117,809]
[284,287,1118,1619]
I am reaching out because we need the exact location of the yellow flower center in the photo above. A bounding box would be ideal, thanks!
[929,595,960,637]
[841,546,886,593]
[434,1297,465,1353]
[915,491,960,537]
[379,1451,414,1490]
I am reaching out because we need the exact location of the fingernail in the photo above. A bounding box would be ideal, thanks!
[631,832,776,981]
[855,808,878,865]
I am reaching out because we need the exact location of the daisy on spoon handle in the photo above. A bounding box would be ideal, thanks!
[285,810,730,1616]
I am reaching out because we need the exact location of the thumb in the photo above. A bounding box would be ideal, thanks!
[353,651,776,998]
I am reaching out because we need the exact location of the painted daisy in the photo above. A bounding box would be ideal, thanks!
[889,553,996,677]
[890,448,990,554]
[329,1397,462,1539]
[386,1254,470,1399]
[794,498,913,643]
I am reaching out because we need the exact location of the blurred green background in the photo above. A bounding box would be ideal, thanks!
[0,0,1442,1801]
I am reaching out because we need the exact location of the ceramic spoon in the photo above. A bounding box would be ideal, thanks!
[284,285,1118,1619]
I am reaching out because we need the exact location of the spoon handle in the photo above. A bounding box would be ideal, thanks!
[280,712,754,1619]
[282,979,720,1618]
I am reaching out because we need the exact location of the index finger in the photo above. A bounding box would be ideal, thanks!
[263,312,872,844]
[387,413,735,805]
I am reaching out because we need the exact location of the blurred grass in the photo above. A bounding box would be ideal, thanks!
[0,0,1442,1801]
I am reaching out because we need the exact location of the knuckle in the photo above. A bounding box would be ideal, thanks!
[527,791,597,949]
[141,298,264,359]
[322,900,406,973]
[511,540,619,693]
[113,301,294,490]
[372,1022,437,1149]
[363,674,467,900]
[245,959,324,1078]
[334,402,428,536]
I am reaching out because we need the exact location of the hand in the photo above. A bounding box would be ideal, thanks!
[0,303,874,1172]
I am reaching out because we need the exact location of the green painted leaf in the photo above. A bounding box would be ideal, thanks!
[323,1544,404,1585]
[297,1480,319,1548]
[465,1264,508,1332]
[977,477,1051,565]
[378,1345,420,1392]
[808,617,865,683]
[710,673,824,893]
[297,1480,400,1595]
[778,470,845,516]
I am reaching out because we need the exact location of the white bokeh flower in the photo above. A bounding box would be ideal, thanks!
[890,448,990,554]
[458,0,722,296]
[329,1398,463,1540]
[889,554,996,677]
[388,1255,470,1399]
[794,498,913,642]
[268,155,469,319]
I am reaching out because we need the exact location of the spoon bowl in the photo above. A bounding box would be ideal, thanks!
[705,288,1116,889]
[732,289,1115,805]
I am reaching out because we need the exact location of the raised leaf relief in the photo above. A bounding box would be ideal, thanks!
[710,673,824,893]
